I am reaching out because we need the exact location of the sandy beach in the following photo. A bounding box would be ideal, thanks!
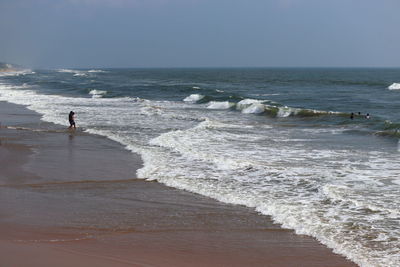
[0,100,357,267]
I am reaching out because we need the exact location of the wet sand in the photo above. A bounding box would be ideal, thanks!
[0,101,357,266]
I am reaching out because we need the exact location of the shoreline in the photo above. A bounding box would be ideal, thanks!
[0,100,357,266]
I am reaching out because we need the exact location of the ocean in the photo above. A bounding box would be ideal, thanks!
[1,68,399,266]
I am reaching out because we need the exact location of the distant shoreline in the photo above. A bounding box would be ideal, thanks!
[0,68,16,72]
[0,62,18,72]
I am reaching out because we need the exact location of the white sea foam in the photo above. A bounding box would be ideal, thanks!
[192,86,201,89]
[58,69,87,77]
[143,124,400,267]
[87,69,107,73]
[73,73,87,77]
[206,101,235,109]
[388,83,400,90]
[236,99,264,110]
[0,69,35,77]
[57,69,79,73]
[89,89,107,98]
[277,106,296,117]
[241,103,265,114]
[183,94,204,103]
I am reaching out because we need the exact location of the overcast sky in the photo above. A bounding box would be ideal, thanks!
[0,0,399,68]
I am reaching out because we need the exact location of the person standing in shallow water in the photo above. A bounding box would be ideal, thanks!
[68,111,76,129]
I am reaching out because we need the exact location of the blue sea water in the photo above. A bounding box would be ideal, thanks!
[1,68,400,266]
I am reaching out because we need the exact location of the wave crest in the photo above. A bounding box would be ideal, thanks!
[89,89,107,98]
[183,94,205,103]
[388,83,400,90]
[242,103,265,114]
[57,69,80,73]
[88,69,107,73]
[207,101,235,110]
[236,99,264,110]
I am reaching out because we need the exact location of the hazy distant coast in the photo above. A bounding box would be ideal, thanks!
[0,62,18,72]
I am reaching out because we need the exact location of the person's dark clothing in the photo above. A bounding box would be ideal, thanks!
[69,111,75,128]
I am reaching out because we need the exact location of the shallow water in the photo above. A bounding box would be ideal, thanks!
[1,68,399,266]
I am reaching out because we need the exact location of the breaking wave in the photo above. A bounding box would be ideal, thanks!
[183,94,205,103]
[89,89,107,98]
[87,69,107,73]
[242,103,265,114]
[58,69,106,77]
[0,69,35,77]
[57,69,80,74]
[388,83,400,90]
[184,95,342,118]
[207,101,235,110]
[236,99,265,110]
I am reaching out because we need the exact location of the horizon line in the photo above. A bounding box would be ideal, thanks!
[34,65,400,70]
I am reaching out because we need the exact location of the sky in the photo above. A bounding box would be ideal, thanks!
[0,0,399,68]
